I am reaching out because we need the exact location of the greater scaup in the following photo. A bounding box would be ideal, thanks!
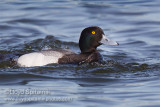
[17,26,119,67]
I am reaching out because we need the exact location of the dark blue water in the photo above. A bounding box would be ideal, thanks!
[0,0,160,107]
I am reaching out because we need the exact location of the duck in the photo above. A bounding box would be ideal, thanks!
[17,26,119,67]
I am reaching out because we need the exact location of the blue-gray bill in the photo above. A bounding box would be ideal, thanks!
[100,34,119,45]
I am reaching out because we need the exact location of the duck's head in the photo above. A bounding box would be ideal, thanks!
[79,26,119,53]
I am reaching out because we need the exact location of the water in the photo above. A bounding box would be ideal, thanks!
[0,0,160,107]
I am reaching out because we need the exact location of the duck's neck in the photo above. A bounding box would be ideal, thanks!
[81,49,98,54]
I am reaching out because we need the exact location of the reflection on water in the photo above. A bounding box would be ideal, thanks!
[0,0,160,107]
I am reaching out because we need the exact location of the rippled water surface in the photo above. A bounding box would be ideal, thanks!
[0,0,160,107]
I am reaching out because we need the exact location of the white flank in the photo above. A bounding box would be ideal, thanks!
[17,51,63,67]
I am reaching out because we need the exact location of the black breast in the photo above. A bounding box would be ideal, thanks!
[58,51,102,64]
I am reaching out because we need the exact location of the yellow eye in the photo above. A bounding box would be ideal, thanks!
[92,31,95,34]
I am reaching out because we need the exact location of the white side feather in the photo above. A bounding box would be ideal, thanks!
[17,51,64,67]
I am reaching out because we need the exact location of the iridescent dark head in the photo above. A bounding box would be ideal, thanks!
[79,26,118,53]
